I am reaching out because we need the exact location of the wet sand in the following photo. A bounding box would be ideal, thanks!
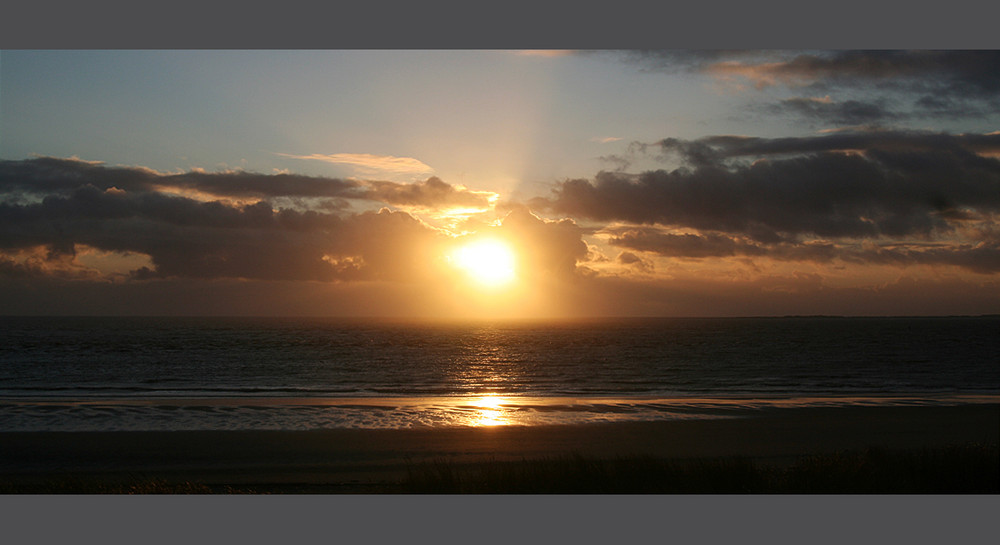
[1,404,996,492]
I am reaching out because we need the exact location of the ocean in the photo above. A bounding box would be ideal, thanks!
[1,316,997,431]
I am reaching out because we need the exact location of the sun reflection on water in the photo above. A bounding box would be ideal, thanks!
[468,395,511,427]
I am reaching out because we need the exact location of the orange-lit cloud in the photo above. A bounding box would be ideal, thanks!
[698,51,1000,93]
[278,152,434,175]
[363,177,497,212]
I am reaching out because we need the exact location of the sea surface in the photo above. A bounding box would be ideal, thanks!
[1,316,997,430]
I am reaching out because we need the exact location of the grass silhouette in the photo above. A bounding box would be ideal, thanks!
[402,443,999,494]
[2,443,995,494]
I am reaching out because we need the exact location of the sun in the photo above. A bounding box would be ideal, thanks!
[450,238,516,286]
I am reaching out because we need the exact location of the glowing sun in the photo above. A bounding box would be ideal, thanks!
[450,239,516,286]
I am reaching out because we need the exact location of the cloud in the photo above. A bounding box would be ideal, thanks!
[0,157,498,212]
[607,229,768,259]
[613,50,1000,122]
[619,49,998,98]
[0,158,511,283]
[656,130,1000,164]
[278,152,434,175]
[2,153,996,316]
[609,50,774,74]
[491,205,591,279]
[731,51,1000,121]
[0,246,109,281]
[0,157,591,287]
[766,96,900,126]
[363,177,497,211]
[700,51,1000,97]
[0,185,448,282]
[0,156,365,201]
[616,251,653,272]
[605,227,1000,274]
[537,131,1000,274]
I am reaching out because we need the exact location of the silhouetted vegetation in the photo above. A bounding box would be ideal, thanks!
[0,477,257,494]
[2,443,995,494]
[402,443,999,494]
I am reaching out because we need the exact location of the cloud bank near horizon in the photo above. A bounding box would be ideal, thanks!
[0,157,585,288]
[0,155,996,316]
[3,129,998,294]
[537,130,1000,275]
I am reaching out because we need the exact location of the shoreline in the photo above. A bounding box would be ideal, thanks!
[3,393,996,432]
[2,403,997,492]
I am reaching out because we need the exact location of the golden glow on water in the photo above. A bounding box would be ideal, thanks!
[473,396,505,409]
[468,395,512,427]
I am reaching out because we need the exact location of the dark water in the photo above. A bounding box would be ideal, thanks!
[1,316,997,430]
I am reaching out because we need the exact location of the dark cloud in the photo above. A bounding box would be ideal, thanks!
[608,229,768,259]
[844,242,1000,275]
[493,205,590,278]
[614,50,1000,123]
[616,251,653,272]
[363,176,495,210]
[661,131,1000,161]
[714,50,1000,98]
[616,50,1000,91]
[766,97,900,126]
[746,51,1000,122]
[605,227,1000,274]
[0,157,364,200]
[625,50,1000,99]
[0,183,449,282]
[167,171,363,200]
[0,158,493,211]
[0,158,593,285]
[540,132,1000,269]
[0,158,478,282]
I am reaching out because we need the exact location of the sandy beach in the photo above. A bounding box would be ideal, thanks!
[1,404,996,493]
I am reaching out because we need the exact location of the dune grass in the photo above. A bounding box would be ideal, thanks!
[402,443,1000,494]
[2,443,995,494]
[0,476,258,494]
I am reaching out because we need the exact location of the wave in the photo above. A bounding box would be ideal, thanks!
[1,393,996,432]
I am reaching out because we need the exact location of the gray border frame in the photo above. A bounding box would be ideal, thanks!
[1,1,997,544]
[2,0,999,49]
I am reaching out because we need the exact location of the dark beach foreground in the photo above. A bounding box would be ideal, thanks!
[1,404,997,493]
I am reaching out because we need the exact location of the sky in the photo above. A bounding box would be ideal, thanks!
[1,49,999,317]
